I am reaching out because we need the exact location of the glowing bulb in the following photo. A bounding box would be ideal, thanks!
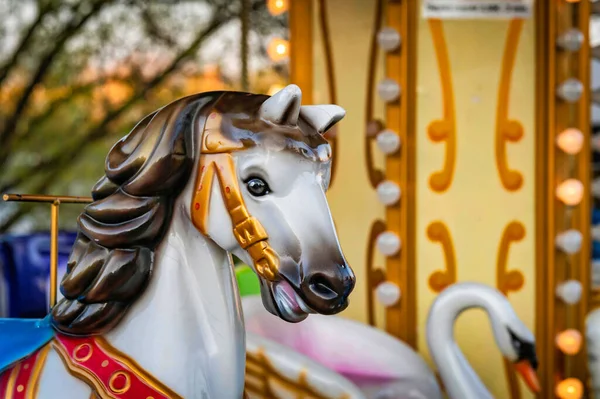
[556,378,583,399]
[556,329,582,355]
[376,129,401,154]
[377,181,401,206]
[556,179,584,206]
[267,84,285,96]
[556,128,584,154]
[377,27,401,52]
[555,229,583,254]
[267,0,288,15]
[557,78,584,103]
[267,38,289,62]
[377,79,401,102]
[376,232,401,256]
[375,281,401,307]
[556,280,583,305]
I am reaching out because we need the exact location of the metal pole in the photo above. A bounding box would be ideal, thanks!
[49,200,60,308]
[2,193,92,204]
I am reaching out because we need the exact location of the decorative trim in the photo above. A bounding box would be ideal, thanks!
[317,0,339,187]
[245,348,345,398]
[426,221,457,293]
[383,0,418,348]
[427,19,456,193]
[52,335,182,399]
[495,20,525,192]
[496,221,526,399]
[496,221,526,296]
[0,344,50,399]
[535,1,591,395]
[364,0,385,189]
[366,219,387,326]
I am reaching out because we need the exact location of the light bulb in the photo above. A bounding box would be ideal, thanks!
[592,178,600,198]
[267,0,289,15]
[557,78,584,103]
[267,38,289,62]
[375,281,401,307]
[377,181,401,206]
[376,129,401,154]
[556,329,582,355]
[267,84,285,96]
[377,79,401,102]
[377,27,401,52]
[557,28,584,52]
[376,232,401,256]
[555,229,583,254]
[556,179,584,206]
[556,280,583,305]
[556,128,584,154]
[556,378,583,399]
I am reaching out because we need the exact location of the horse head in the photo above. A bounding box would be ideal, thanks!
[188,84,355,322]
[51,85,355,335]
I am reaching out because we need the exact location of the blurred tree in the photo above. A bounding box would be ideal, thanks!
[0,0,288,232]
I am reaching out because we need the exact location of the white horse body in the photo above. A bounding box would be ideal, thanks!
[38,199,245,398]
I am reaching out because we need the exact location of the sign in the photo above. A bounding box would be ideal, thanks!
[422,0,532,19]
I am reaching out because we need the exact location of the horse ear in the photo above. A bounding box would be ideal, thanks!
[300,105,346,135]
[259,84,302,125]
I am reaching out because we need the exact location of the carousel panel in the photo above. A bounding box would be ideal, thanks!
[415,7,536,399]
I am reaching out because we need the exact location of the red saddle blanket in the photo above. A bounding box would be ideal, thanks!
[0,334,182,399]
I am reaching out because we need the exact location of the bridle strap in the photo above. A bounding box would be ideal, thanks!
[191,110,280,281]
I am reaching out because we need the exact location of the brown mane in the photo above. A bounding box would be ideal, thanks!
[51,91,330,336]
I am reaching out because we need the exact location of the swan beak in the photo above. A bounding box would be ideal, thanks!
[514,360,540,393]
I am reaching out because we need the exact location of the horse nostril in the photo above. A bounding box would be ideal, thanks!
[308,275,339,301]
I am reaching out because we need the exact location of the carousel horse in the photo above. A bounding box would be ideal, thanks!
[0,84,356,399]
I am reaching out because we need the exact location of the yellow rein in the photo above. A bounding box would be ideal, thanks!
[190,111,279,281]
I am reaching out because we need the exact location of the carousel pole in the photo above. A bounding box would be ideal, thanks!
[49,200,60,308]
[2,193,92,309]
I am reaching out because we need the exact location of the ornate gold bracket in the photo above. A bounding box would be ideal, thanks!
[427,19,456,193]
[366,220,387,326]
[495,20,525,192]
[426,221,457,293]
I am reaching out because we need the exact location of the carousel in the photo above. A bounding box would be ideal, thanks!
[0,0,598,398]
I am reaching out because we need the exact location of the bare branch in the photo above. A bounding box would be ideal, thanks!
[0,7,236,197]
[0,1,55,85]
[0,0,109,148]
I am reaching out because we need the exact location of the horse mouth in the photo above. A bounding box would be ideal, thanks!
[273,279,312,323]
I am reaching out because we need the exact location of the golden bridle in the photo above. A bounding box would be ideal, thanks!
[191,110,279,281]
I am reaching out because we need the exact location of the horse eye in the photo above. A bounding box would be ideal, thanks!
[246,177,271,196]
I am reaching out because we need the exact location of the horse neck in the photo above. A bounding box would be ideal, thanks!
[103,204,246,398]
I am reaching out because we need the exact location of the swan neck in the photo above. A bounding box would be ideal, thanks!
[426,289,493,399]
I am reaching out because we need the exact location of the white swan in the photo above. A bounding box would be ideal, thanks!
[425,282,539,399]
[243,282,540,399]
